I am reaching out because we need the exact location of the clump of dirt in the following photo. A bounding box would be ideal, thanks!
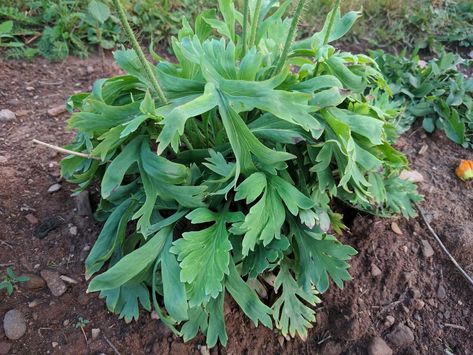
[0,56,472,355]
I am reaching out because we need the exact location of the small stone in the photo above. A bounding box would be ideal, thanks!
[0,342,12,355]
[3,309,27,340]
[406,319,416,329]
[413,299,425,310]
[59,275,78,284]
[368,337,392,355]
[15,110,28,117]
[0,156,8,164]
[387,323,414,347]
[421,240,434,258]
[199,345,210,355]
[91,328,100,340]
[69,226,78,236]
[26,86,35,91]
[86,65,95,74]
[0,109,16,122]
[150,311,159,320]
[22,274,46,290]
[399,170,424,183]
[75,191,92,216]
[278,336,285,347]
[63,320,70,326]
[437,285,447,300]
[384,316,395,327]
[391,222,403,235]
[52,342,58,348]
[418,144,428,155]
[371,263,382,277]
[47,184,62,193]
[47,105,67,117]
[40,269,67,297]
[28,299,41,308]
[25,214,39,225]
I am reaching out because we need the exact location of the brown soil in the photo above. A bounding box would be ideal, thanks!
[0,56,472,355]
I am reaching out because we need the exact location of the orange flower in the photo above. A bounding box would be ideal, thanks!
[455,160,473,181]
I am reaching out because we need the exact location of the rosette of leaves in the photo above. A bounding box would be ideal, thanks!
[61,0,420,347]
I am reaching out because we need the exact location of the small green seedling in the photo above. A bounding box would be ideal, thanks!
[0,267,30,296]
[74,316,90,329]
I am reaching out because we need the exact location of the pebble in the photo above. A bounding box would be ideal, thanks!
[69,226,78,236]
[91,328,101,340]
[399,170,424,183]
[3,310,27,340]
[26,86,35,91]
[413,299,425,310]
[371,263,382,277]
[59,275,78,284]
[390,222,403,235]
[387,323,414,347]
[22,274,46,290]
[25,214,39,225]
[0,109,16,122]
[28,299,41,308]
[52,342,58,348]
[47,184,62,193]
[15,110,28,117]
[47,105,67,117]
[75,191,92,216]
[0,156,8,164]
[63,320,70,326]
[437,284,447,300]
[40,270,67,297]
[86,65,95,74]
[421,240,434,258]
[384,315,395,327]
[0,342,12,355]
[368,336,392,355]
[199,345,210,355]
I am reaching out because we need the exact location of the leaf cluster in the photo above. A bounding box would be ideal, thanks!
[0,267,30,296]
[371,49,473,148]
[61,0,420,347]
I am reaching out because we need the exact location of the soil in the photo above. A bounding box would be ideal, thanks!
[0,55,472,355]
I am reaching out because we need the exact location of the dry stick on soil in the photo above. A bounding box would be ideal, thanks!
[32,139,101,160]
[415,203,473,287]
[103,334,122,355]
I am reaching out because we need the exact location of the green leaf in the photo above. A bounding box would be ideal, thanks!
[292,224,357,293]
[0,21,13,35]
[273,262,321,340]
[206,292,227,347]
[181,307,208,342]
[88,0,110,24]
[88,227,171,292]
[225,260,272,328]
[85,199,135,277]
[161,235,188,321]
[171,208,244,306]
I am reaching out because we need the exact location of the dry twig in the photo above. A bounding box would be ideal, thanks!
[103,334,122,355]
[415,203,473,287]
[32,139,101,160]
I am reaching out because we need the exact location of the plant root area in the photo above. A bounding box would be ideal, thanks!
[0,56,472,355]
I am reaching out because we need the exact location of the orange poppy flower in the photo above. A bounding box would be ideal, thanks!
[455,160,473,181]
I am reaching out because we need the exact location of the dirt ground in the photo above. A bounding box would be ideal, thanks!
[0,55,472,355]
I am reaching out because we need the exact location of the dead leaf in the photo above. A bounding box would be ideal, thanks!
[391,222,403,235]
[400,170,424,183]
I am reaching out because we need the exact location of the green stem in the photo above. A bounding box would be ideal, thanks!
[112,0,168,105]
[249,0,262,48]
[272,0,306,76]
[242,0,249,56]
[315,0,341,74]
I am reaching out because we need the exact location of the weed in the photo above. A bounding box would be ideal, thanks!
[0,267,30,296]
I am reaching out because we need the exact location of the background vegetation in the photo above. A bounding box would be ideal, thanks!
[1,0,472,61]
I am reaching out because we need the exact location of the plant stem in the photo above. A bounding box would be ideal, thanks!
[272,0,306,76]
[315,0,341,75]
[111,0,168,105]
[249,0,262,48]
[242,0,249,56]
